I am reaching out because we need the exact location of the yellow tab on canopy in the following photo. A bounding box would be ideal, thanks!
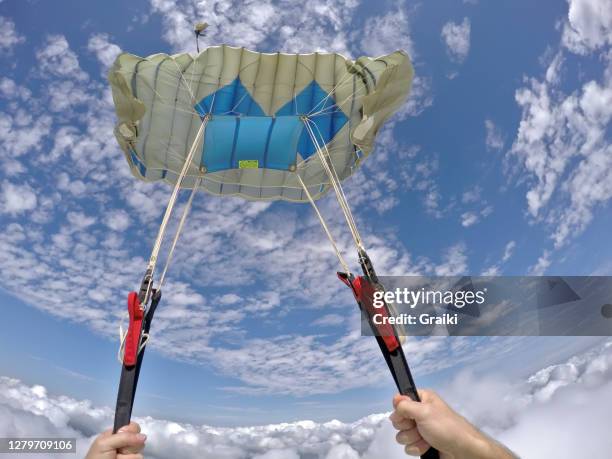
[239,160,259,169]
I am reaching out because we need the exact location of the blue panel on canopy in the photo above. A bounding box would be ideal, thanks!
[201,116,236,172]
[276,81,348,159]
[266,117,304,169]
[202,116,303,173]
[195,78,265,117]
[195,78,348,172]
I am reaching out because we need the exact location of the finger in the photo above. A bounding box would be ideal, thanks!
[87,429,113,453]
[395,427,422,446]
[117,423,143,452]
[389,410,416,429]
[118,440,146,455]
[404,439,431,457]
[390,415,416,431]
[389,410,403,424]
[118,422,141,434]
[395,398,427,423]
[98,432,147,452]
[118,444,145,455]
[117,454,144,459]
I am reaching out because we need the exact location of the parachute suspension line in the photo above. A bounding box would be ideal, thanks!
[170,60,198,107]
[306,80,369,118]
[306,63,383,120]
[296,174,351,275]
[113,118,207,435]
[300,128,440,459]
[301,118,364,251]
[122,122,205,359]
[306,57,380,118]
[143,117,208,302]
[158,176,202,289]
[311,121,359,231]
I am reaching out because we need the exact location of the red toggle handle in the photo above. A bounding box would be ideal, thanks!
[123,292,144,366]
[338,274,400,352]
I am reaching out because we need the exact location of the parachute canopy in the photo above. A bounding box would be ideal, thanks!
[108,45,412,201]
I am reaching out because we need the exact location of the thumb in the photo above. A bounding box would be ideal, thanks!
[117,422,141,434]
[98,432,146,452]
[395,397,428,422]
[393,394,410,409]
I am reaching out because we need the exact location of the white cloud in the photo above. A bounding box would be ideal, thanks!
[217,293,242,305]
[435,243,468,276]
[509,6,612,249]
[57,172,87,196]
[423,188,442,218]
[501,241,516,263]
[561,0,612,54]
[36,35,88,81]
[510,62,612,247]
[481,241,516,276]
[253,449,300,459]
[528,250,551,275]
[326,444,361,459]
[2,339,612,458]
[149,0,360,55]
[67,211,97,230]
[105,209,130,232]
[87,33,122,69]
[0,77,31,100]
[460,203,493,228]
[0,16,25,54]
[441,18,471,63]
[357,5,414,58]
[403,76,434,117]
[545,51,564,84]
[0,110,53,159]
[398,151,445,217]
[502,0,612,265]
[461,186,481,204]
[460,211,478,227]
[311,314,345,327]
[480,265,500,276]
[0,181,37,215]
[501,382,612,457]
[0,374,391,458]
[484,119,504,151]
[443,339,612,458]
[46,80,93,111]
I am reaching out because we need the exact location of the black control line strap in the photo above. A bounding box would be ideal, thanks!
[338,249,440,459]
[113,288,161,433]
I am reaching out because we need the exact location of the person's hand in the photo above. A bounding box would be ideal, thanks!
[390,390,517,458]
[85,422,146,459]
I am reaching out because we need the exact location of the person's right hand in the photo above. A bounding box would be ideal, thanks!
[390,390,517,459]
[85,422,147,459]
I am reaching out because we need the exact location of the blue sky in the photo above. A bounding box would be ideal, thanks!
[0,0,612,456]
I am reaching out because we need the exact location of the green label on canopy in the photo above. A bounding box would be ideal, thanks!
[239,160,259,169]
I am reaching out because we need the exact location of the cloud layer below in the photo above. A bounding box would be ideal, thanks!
[2,339,611,458]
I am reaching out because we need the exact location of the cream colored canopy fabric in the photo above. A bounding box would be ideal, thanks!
[108,45,413,202]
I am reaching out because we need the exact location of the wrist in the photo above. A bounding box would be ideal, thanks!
[456,430,516,459]
[453,427,497,459]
